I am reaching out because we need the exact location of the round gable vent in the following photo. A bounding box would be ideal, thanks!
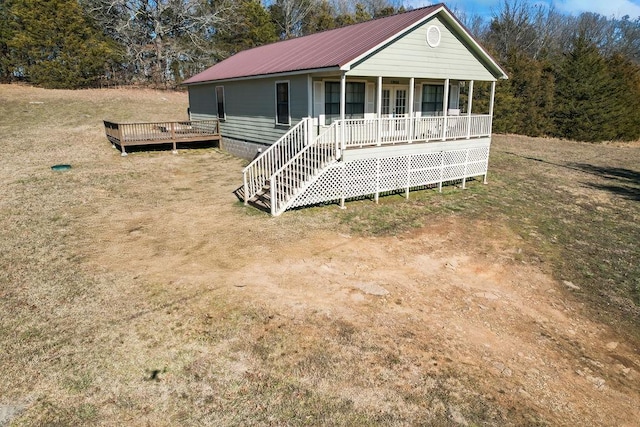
[426,25,441,48]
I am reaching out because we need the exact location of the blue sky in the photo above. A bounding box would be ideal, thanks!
[406,0,640,19]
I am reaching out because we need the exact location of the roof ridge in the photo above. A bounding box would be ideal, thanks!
[228,3,443,58]
[305,3,444,35]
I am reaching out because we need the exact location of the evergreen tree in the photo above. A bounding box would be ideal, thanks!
[491,78,522,134]
[0,0,14,82]
[334,12,355,27]
[508,53,555,136]
[7,0,120,88]
[301,0,336,35]
[354,3,371,23]
[215,0,278,58]
[606,53,640,140]
[553,35,617,141]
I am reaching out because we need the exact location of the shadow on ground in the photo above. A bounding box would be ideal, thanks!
[567,163,640,202]
[503,151,640,202]
[111,140,219,155]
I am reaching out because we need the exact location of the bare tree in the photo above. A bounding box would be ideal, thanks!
[615,16,640,63]
[359,0,401,17]
[452,6,487,39]
[487,0,561,61]
[328,0,399,18]
[82,0,237,86]
[268,0,318,39]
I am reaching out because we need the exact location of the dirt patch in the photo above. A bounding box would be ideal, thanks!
[0,405,25,426]
[88,202,640,425]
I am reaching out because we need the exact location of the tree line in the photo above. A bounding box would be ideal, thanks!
[1,0,639,141]
[477,0,640,141]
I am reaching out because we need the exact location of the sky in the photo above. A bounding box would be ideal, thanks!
[406,0,640,19]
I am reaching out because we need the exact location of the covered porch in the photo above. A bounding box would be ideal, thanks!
[311,74,497,151]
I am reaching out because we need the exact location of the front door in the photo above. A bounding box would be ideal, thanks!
[382,86,408,117]
[382,85,409,137]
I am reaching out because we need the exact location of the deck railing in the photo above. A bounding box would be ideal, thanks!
[335,114,491,149]
[242,118,312,204]
[469,114,492,136]
[103,119,220,155]
[413,116,444,141]
[104,119,219,143]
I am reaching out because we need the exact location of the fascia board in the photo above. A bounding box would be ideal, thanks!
[183,66,341,86]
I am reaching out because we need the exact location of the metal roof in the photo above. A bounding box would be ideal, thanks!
[183,3,507,84]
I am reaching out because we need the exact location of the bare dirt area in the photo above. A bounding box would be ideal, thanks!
[1,84,639,425]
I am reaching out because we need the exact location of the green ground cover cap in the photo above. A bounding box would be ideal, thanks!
[51,164,71,171]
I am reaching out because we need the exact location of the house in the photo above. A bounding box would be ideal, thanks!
[183,3,508,216]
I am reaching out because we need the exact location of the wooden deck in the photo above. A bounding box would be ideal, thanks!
[103,119,221,155]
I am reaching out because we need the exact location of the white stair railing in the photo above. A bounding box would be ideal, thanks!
[242,118,311,204]
[270,123,339,216]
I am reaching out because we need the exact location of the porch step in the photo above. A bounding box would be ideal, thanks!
[248,172,310,212]
[248,186,271,211]
[248,179,307,205]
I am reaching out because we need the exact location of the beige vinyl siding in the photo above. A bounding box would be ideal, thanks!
[347,16,496,81]
[187,75,309,145]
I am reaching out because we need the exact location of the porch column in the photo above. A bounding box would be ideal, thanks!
[340,72,346,151]
[442,78,450,141]
[377,76,382,145]
[307,74,313,118]
[340,72,346,120]
[489,80,496,134]
[485,80,496,185]
[466,80,474,139]
[408,77,415,143]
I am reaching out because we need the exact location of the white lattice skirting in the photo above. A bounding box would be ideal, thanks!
[288,139,490,210]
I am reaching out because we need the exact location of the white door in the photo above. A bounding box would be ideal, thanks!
[382,85,409,137]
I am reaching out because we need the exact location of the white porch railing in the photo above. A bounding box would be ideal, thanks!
[243,118,312,204]
[336,114,491,149]
[270,123,339,216]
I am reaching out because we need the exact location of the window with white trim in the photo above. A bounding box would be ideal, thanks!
[215,86,226,120]
[324,82,365,125]
[275,81,290,125]
[421,84,444,116]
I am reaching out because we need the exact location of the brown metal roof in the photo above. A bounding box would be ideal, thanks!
[183,4,444,84]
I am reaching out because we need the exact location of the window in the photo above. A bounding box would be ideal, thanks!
[276,81,290,125]
[382,89,391,115]
[325,82,340,124]
[325,82,365,125]
[215,86,226,120]
[421,84,444,116]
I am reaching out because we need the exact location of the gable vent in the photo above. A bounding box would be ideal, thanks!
[426,25,441,48]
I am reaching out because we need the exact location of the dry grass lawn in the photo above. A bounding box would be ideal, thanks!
[1,84,639,426]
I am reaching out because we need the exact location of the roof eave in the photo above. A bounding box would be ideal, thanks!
[182,66,342,86]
